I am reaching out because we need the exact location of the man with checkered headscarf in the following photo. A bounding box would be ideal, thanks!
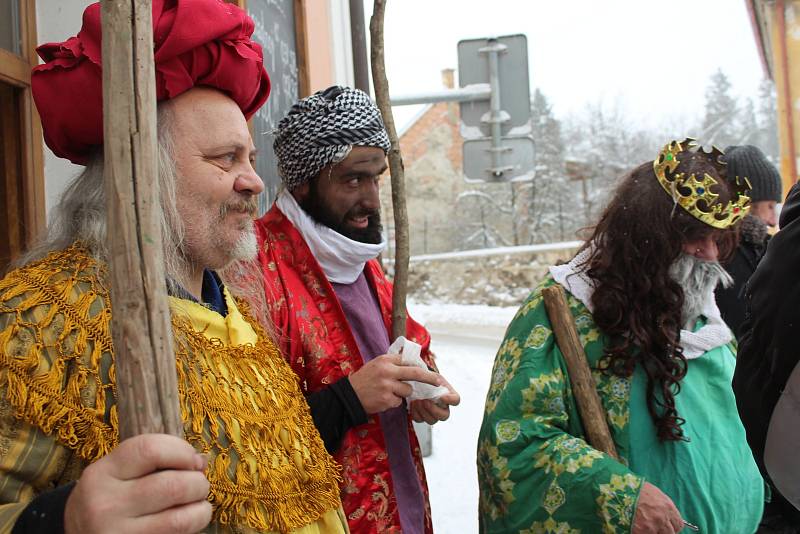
[255,86,460,534]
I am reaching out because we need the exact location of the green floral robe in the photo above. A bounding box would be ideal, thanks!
[477,276,762,533]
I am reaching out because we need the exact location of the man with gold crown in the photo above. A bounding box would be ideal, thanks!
[477,139,764,533]
[0,1,346,533]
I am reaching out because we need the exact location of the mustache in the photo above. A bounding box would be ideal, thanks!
[670,253,733,290]
[219,196,259,219]
[346,207,380,219]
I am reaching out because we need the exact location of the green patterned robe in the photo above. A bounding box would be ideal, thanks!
[477,277,763,533]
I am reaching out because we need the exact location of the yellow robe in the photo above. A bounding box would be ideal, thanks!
[0,244,347,534]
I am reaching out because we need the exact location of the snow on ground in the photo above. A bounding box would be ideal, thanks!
[408,301,518,341]
[407,302,518,533]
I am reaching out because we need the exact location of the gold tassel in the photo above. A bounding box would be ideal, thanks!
[0,245,343,533]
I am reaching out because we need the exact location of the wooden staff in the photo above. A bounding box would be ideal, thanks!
[101,0,182,440]
[542,285,618,458]
[369,0,409,341]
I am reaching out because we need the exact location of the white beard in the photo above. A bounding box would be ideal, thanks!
[669,254,733,329]
[230,225,258,262]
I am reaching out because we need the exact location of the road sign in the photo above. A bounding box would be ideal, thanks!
[457,34,531,138]
[463,135,535,183]
[458,34,533,181]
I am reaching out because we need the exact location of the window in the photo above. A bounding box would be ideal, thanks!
[0,0,44,273]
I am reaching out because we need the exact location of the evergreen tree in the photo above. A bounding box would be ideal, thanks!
[519,89,576,243]
[701,69,739,147]
[756,79,780,162]
[736,97,759,147]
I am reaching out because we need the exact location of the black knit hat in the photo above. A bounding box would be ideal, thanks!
[724,145,783,202]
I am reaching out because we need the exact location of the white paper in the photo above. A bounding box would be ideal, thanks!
[388,336,450,402]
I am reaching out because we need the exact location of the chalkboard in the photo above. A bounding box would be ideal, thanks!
[247,0,299,213]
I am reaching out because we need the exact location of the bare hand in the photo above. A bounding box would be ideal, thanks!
[410,376,461,424]
[349,353,443,414]
[632,482,684,534]
[65,433,212,534]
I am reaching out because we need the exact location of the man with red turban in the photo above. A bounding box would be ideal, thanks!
[0,1,346,533]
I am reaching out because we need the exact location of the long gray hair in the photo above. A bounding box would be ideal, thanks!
[16,106,186,287]
[17,104,276,336]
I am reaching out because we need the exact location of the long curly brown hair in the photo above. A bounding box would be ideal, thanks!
[579,149,738,441]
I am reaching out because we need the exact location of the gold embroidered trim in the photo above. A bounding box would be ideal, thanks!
[0,244,342,533]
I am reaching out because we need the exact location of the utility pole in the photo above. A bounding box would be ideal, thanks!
[349,0,370,94]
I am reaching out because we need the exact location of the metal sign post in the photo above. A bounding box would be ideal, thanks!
[482,39,511,176]
[390,33,534,182]
[458,34,534,182]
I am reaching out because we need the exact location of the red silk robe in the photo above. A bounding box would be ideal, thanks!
[255,204,434,534]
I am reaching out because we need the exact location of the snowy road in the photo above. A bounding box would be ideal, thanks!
[409,303,517,534]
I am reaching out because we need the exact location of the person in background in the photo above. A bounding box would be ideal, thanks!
[715,144,782,339]
[734,179,800,534]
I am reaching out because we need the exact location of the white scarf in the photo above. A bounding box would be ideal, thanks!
[276,190,386,284]
[549,246,732,359]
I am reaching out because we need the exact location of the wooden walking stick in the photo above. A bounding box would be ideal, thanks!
[542,285,618,459]
[370,0,409,341]
[101,0,182,440]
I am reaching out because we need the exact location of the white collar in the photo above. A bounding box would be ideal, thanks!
[548,245,732,359]
[276,190,386,284]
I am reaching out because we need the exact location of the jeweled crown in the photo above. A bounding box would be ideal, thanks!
[653,138,751,229]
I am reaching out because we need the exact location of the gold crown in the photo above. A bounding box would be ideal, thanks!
[653,138,751,229]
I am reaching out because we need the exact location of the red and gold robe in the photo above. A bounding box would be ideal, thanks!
[256,204,434,533]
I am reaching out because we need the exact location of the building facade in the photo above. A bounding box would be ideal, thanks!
[0,0,360,272]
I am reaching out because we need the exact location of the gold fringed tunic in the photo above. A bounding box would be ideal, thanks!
[0,244,346,534]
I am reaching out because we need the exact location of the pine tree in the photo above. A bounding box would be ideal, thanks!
[736,97,759,147]
[519,89,575,243]
[756,79,780,162]
[701,69,739,148]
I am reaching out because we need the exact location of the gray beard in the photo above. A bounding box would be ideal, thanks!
[669,254,733,329]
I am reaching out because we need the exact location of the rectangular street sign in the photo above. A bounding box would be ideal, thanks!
[463,135,535,183]
[457,34,531,138]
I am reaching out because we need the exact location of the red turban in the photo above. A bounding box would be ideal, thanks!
[32,0,271,165]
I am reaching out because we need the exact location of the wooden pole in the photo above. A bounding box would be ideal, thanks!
[370,0,409,341]
[101,0,182,440]
[349,0,370,95]
[542,285,618,459]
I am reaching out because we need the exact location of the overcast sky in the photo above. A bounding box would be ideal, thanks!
[364,0,766,131]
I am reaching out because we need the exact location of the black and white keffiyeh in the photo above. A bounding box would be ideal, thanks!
[273,85,391,189]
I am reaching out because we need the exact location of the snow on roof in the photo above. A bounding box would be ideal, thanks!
[397,103,434,138]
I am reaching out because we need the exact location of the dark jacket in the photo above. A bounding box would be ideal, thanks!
[716,215,769,340]
[734,183,800,526]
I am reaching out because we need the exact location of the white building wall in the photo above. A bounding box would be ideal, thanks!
[36,0,93,215]
[328,0,354,87]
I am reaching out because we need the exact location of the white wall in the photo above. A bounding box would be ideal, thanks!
[328,0,354,87]
[36,0,93,215]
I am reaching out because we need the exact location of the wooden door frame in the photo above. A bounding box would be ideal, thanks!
[0,0,45,247]
[292,0,311,97]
